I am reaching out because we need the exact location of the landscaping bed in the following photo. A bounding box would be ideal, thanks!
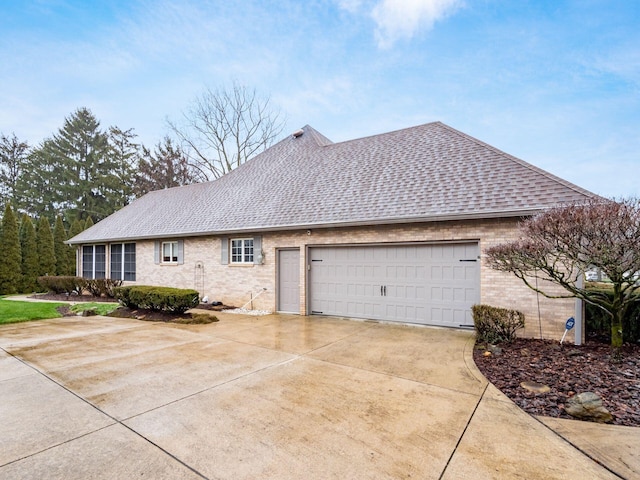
[37,293,228,324]
[473,337,640,427]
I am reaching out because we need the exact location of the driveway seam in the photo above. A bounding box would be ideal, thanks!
[438,382,489,480]
[530,416,626,479]
[0,346,210,480]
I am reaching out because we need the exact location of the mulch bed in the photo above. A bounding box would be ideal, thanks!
[473,337,640,427]
[31,293,118,303]
[35,293,232,324]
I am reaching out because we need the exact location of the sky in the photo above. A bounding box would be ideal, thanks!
[0,0,638,198]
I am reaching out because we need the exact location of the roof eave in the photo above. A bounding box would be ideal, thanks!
[65,207,543,244]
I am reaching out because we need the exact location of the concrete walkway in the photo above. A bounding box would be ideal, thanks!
[0,313,635,479]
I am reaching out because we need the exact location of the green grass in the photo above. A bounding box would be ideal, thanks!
[0,298,68,325]
[70,302,119,316]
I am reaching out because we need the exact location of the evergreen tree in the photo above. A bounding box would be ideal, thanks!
[53,215,68,275]
[84,216,94,230]
[19,214,39,293]
[108,126,139,206]
[20,108,130,223]
[134,137,197,197]
[0,133,30,212]
[0,204,22,294]
[16,143,61,222]
[36,217,56,277]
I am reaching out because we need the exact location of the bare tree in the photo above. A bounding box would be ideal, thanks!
[486,197,640,355]
[167,82,285,181]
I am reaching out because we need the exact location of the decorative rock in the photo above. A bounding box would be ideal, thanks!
[520,381,551,394]
[567,349,582,357]
[520,348,531,357]
[82,309,97,317]
[482,351,492,357]
[488,344,502,355]
[565,392,613,423]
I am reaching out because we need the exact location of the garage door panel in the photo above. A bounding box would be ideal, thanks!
[309,243,479,327]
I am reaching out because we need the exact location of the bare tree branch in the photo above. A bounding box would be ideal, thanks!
[167,82,285,181]
[486,197,640,353]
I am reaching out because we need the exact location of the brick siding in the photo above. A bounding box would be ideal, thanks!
[80,218,576,342]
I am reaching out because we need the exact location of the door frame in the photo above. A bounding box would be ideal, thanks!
[276,247,301,313]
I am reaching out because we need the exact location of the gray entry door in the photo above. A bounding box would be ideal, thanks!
[308,243,479,327]
[278,249,300,313]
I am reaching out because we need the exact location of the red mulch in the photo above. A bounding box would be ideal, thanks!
[473,338,640,426]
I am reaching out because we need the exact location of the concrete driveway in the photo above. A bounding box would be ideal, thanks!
[0,313,622,479]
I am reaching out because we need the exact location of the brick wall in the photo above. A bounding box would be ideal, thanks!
[84,218,576,341]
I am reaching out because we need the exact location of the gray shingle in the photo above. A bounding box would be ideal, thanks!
[68,122,595,244]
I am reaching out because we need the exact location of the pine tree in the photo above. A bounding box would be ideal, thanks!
[36,217,56,278]
[0,204,22,294]
[53,215,68,275]
[84,216,94,230]
[19,214,39,293]
[19,108,130,223]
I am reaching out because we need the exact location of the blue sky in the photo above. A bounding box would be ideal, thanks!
[1,0,638,198]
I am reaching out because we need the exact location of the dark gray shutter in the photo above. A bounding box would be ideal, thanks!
[177,240,184,265]
[221,237,228,265]
[154,241,160,264]
[253,235,262,264]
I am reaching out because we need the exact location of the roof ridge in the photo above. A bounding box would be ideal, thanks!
[301,125,333,146]
[320,121,444,148]
[436,122,597,198]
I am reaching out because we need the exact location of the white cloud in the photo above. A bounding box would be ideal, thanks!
[371,0,463,48]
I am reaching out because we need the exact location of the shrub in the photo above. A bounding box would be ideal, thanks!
[113,285,199,313]
[113,285,135,308]
[472,304,525,344]
[85,278,122,298]
[37,276,87,295]
[585,283,640,343]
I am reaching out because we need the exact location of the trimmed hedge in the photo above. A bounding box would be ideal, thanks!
[114,286,199,313]
[585,283,640,343]
[85,279,122,298]
[37,276,122,298]
[472,304,525,344]
[37,276,87,295]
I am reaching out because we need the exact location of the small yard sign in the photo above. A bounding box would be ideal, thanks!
[560,317,576,344]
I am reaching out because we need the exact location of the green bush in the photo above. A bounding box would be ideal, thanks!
[585,283,640,343]
[37,276,87,295]
[85,279,122,298]
[113,285,199,314]
[472,304,525,344]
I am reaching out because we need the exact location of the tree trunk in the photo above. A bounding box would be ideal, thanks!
[611,287,624,360]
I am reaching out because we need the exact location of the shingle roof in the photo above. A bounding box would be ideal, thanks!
[68,122,595,244]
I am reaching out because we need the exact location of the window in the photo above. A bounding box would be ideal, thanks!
[82,245,106,279]
[231,238,254,264]
[111,243,136,281]
[154,240,183,265]
[162,241,178,263]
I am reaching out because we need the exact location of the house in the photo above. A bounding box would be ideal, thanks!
[67,122,595,338]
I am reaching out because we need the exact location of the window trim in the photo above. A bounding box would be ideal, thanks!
[230,238,254,264]
[82,244,106,279]
[162,241,179,264]
[110,243,136,281]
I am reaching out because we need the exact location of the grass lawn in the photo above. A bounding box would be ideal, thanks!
[70,302,118,316]
[0,298,68,325]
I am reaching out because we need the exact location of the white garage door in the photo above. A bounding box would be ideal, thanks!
[308,243,479,327]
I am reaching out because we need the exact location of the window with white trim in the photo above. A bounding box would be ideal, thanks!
[111,243,136,281]
[231,238,254,264]
[82,245,106,279]
[162,241,178,263]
